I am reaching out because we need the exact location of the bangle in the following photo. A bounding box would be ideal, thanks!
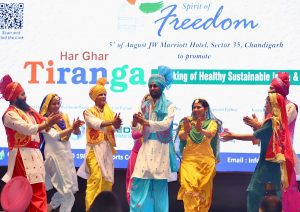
[45,120,49,128]
[144,120,150,126]
[179,131,188,138]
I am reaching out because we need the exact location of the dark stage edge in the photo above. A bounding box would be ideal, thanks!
[0,167,253,212]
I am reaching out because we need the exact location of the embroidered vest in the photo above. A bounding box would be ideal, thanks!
[85,106,116,152]
[2,106,44,150]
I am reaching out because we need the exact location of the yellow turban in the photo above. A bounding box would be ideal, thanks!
[89,78,107,102]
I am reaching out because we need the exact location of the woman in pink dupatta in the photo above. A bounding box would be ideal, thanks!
[125,130,142,203]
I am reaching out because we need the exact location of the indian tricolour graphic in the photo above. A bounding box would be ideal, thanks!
[127,0,164,13]
[0,0,299,172]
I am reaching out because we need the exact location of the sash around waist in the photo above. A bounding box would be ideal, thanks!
[12,141,39,149]
[148,133,158,140]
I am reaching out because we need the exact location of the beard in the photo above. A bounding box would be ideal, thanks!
[15,98,30,112]
[150,90,162,99]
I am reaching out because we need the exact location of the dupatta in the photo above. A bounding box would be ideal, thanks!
[265,93,294,189]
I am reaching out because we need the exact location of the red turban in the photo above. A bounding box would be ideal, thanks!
[270,72,290,97]
[0,75,24,101]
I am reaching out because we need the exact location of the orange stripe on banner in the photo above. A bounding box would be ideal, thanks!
[127,0,136,5]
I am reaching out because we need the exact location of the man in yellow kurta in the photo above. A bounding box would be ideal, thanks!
[77,78,122,211]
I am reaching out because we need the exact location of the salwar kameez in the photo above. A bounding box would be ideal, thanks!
[77,106,115,211]
[130,99,175,212]
[42,126,78,212]
[85,148,113,209]
[126,139,142,203]
[2,107,47,212]
[247,120,281,212]
[177,120,217,212]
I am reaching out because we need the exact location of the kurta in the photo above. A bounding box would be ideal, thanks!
[248,119,281,212]
[2,106,47,211]
[126,139,142,203]
[131,103,175,179]
[130,101,175,212]
[77,109,114,183]
[77,107,115,210]
[282,101,300,212]
[2,108,45,184]
[42,120,78,212]
[177,120,218,212]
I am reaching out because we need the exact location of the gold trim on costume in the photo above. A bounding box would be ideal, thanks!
[7,82,18,100]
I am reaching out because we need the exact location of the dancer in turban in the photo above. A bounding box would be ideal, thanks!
[77,78,122,211]
[0,75,61,211]
[130,66,177,212]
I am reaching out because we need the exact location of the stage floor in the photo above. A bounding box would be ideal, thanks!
[1,167,253,212]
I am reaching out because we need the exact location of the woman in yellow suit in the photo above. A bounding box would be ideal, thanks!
[177,98,222,212]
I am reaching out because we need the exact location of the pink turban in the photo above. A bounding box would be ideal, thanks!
[270,72,290,97]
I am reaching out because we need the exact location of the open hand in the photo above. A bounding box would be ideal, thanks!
[243,114,261,130]
[133,112,147,126]
[220,131,234,142]
[72,117,85,129]
[195,118,203,132]
[113,113,122,129]
[47,112,63,126]
[183,117,191,134]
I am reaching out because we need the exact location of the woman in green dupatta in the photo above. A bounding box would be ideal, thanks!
[177,98,222,212]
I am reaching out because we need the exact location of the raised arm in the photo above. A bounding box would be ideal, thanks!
[4,111,61,135]
[286,102,298,125]
[147,104,175,132]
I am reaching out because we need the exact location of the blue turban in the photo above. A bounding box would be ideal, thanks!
[147,66,173,118]
[148,66,173,92]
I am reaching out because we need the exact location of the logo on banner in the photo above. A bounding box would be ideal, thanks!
[127,0,164,13]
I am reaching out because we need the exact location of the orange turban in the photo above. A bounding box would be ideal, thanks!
[0,75,24,101]
[89,78,107,102]
[270,72,290,97]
